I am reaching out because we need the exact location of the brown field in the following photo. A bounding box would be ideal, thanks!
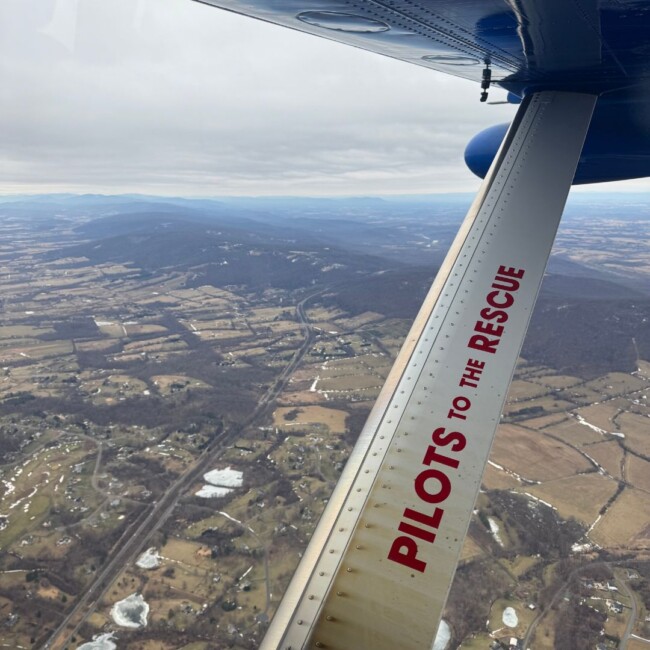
[305,306,345,321]
[317,374,383,391]
[603,612,629,639]
[507,379,551,401]
[273,405,349,434]
[459,634,494,649]
[518,473,618,524]
[162,538,216,569]
[0,325,55,339]
[618,413,650,456]
[503,396,573,418]
[124,323,168,336]
[543,417,605,446]
[591,488,650,547]
[490,424,592,481]
[460,534,485,561]
[277,390,326,406]
[529,613,557,650]
[96,322,126,338]
[585,440,625,479]
[75,339,119,352]
[37,584,62,600]
[140,294,179,305]
[335,311,384,329]
[529,374,582,389]
[320,364,367,378]
[586,372,648,396]
[627,641,650,650]
[627,455,650,492]
[576,400,628,431]
[312,322,342,334]
[481,462,522,490]
[521,412,571,430]
[260,321,300,334]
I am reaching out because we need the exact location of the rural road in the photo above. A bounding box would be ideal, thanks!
[618,574,638,649]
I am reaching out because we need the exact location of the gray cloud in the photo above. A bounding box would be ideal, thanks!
[3,0,596,195]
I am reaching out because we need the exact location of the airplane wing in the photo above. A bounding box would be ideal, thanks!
[189,2,649,648]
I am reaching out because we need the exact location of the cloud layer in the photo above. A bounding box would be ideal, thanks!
[4,0,638,196]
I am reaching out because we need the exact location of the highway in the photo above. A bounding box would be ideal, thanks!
[44,289,321,649]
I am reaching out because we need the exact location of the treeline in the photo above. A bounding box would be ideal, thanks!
[487,491,585,557]
[446,558,512,643]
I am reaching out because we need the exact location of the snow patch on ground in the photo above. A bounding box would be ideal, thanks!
[110,593,149,628]
[204,467,243,488]
[78,633,117,650]
[136,547,161,569]
[196,485,233,498]
[502,607,518,628]
[488,517,504,547]
[432,619,451,650]
[522,492,557,510]
[574,414,607,435]
[196,467,244,499]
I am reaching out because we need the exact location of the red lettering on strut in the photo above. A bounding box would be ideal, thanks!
[468,265,525,355]
[388,536,426,573]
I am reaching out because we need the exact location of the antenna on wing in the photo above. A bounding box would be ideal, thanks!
[480,60,492,102]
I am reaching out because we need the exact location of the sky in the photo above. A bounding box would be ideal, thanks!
[1,0,648,197]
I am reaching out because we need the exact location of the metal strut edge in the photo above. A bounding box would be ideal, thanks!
[261,91,597,650]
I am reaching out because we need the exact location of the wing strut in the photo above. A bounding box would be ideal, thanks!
[262,91,596,650]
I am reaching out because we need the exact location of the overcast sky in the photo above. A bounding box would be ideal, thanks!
[1,0,648,197]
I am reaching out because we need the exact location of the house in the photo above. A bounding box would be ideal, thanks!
[608,601,624,614]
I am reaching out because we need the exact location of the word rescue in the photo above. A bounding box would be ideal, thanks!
[468,265,525,355]
[387,264,525,573]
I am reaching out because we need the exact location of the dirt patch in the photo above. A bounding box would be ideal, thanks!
[37,584,61,600]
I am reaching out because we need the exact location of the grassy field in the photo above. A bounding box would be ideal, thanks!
[576,400,627,431]
[543,416,606,445]
[490,424,592,481]
[618,413,650,455]
[508,379,551,401]
[591,488,650,547]
[481,462,523,490]
[584,439,625,478]
[627,455,650,492]
[517,473,618,524]
[273,405,349,434]
[585,372,648,397]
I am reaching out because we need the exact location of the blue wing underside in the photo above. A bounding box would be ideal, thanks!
[195,0,650,182]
